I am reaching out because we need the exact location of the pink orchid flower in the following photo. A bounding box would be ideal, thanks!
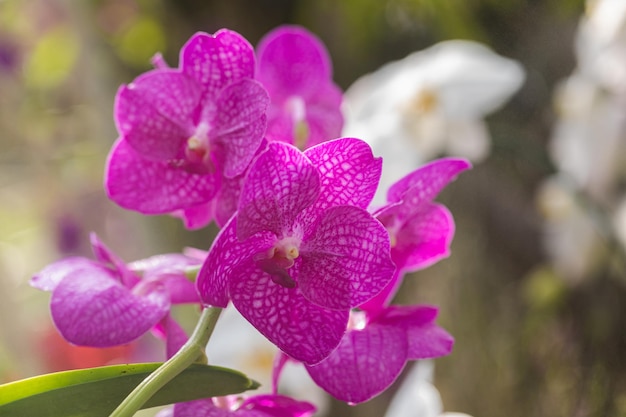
[256,25,343,149]
[30,233,201,347]
[361,158,471,313]
[106,29,269,229]
[303,306,453,404]
[197,138,395,365]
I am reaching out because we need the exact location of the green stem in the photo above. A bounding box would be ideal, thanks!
[109,306,223,417]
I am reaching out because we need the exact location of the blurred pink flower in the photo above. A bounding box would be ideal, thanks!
[256,25,343,149]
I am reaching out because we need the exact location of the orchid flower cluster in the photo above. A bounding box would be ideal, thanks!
[31,25,471,416]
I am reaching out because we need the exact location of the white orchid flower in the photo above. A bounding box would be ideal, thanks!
[576,0,626,93]
[384,361,472,417]
[342,40,524,204]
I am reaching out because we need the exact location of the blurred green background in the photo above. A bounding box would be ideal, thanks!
[2,0,625,416]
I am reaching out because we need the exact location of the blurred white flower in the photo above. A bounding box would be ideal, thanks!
[342,40,524,203]
[206,305,329,414]
[549,73,626,201]
[576,0,626,93]
[536,176,602,284]
[384,361,472,417]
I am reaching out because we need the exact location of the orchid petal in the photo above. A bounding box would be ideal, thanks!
[214,79,269,178]
[89,233,138,287]
[105,138,220,214]
[171,202,216,230]
[384,203,455,272]
[237,142,320,240]
[300,85,344,147]
[30,257,98,292]
[299,205,395,310]
[229,261,348,364]
[239,395,316,417]
[357,270,404,315]
[197,217,274,307]
[115,70,200,160]
[305,323,407,404]
[50,267,169,347]
[256,26,332,101]
[214,174,245,227]
[181,30,255,96]
[378,306,454,359]
[304,137,381,210]
[387,158,471,204]
[172,400,229,417]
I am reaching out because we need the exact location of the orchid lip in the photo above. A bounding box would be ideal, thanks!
[254,235,302,288]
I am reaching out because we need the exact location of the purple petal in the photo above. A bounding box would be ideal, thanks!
[181,30,255,96]
[238,395,316,417]
[304,137,381,210]
[214,173,245,227]
[229,260,348,364]
[89,233,138,288]
[129,252,203,272]
[213,79,269,178]
[237,142,320,240]
[383,203,455,273]
[197,217,274,307]
[257,26,332,101]
[50,267,169,347]
[298,205,395,310]
[30,257,99,292]
[300,84,344,147]
[115,70,200,160]
[157,275,200,304]
[378,306,454,359]
[386,158,471,204]
[357,270,404,315]
[305,322,408,404]
[164,315,189,359]
[105,138,220,214]
[172,400,229,417]
[171,202,216,230]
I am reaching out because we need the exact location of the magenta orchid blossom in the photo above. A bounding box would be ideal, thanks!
[361,158,472,313]
[197,138,395,365]
[302,306,453,404]
[30,233,201,347]
[256,25,343,149]
[106,29,269,229]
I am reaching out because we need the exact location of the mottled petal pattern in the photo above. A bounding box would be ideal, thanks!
[304,137,381,210]
[229,264,349,364]
[105,138,220,213]
[214,79,269,177]
[305,323,407,404]
[197,217,275,307]
[386,203,455,272]
[299,205,395,309]
[181,30,255,95]
[115,70,200,160]
[51,268,170,346]
[30,257,98,291]
[171,202,216,230]
[237,142,320,240]
[378,306,454,359]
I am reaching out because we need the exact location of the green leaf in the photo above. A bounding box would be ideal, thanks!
[0,362,259,417]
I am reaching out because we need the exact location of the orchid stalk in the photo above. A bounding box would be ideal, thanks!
[110,306,222,417]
